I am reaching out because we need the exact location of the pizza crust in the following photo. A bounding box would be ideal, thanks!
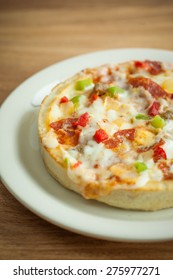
[38,64,173,211]
[40,144,173,211]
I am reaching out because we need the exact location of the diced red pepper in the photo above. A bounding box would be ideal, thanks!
[153,146,167,162]
[59,96,69,104]
[134,61,144,68]
[90,93,98,103]
[153,138,165,149]
[148,101,160,116]
[74,112,89,127]
[93,129,109,143]
[72,161,82,169]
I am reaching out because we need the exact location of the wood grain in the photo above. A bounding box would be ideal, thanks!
[0,0,173,260]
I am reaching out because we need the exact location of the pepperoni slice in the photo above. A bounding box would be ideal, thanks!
[56,129,81,146]
[50,118,78,131]
[137,138,165,153]
[117,128,135,141]
[135,60,163,75]
[50,118,80,146]
[104,137,123,149]
[143,60,163,75]
[158,161,173,180]
[129,77,167,98]
[104,128,135,149]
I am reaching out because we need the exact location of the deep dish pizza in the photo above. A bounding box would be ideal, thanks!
[38,60,173,211]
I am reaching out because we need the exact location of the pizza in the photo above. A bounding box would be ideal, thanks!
[38,60,173,211]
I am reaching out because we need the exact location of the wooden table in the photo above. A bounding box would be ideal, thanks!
[0,0,173,260]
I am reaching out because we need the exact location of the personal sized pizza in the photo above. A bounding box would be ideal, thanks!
[38,60,173,211]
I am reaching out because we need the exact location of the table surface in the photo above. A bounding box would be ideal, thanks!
[1,0,173,260]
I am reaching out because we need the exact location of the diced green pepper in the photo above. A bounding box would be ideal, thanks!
[71,95,81,108]
[107,86,124,97]
[75,78,93,91]
[64,158,69,168]
[151,115,165,129]
[135,114,151,120]
[134,162,148,173]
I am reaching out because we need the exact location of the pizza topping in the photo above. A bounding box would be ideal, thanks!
[104,137,122,149]
[162,78,173,93]
[94,83,108,96]
[148,101,160,116]
[59,129,81,146]
[43,60,173,189]
[50,118,81,146]
[134,61,143,68]
[107,85,124,97]
[134,60,163,75]
[134,162,148,173]
[104,128,135,149]
[151,115,165,129]
[64,157,69,167]
[75,78,93,91]
[89,93,98,103]
[158,161,173,180]
[72,161,82,169]
[152,138,165,149]
[135,114,151,120]
[50,118,77,131]
[117,128,135,140]
[161,110,173,120]
[60,96,69,104]
[93,129,109,143]
[137,138,165,153]
[134,127,155,147]
[71,95,81,108]
[74,112,89,127]
[153,146,167,162]
[129,77,167,98]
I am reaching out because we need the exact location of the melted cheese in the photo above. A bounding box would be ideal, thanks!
[136,171,150,187]
[49,103,61,122]
[163,139,173,159]
[42,61,173,192]
[42,130,59,148]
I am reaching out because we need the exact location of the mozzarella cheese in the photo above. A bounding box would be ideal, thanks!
[40,60,173,197]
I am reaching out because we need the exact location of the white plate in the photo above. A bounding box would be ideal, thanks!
[1,48,173,242]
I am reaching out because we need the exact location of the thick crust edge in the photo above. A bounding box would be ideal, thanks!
[40,145,173,211]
